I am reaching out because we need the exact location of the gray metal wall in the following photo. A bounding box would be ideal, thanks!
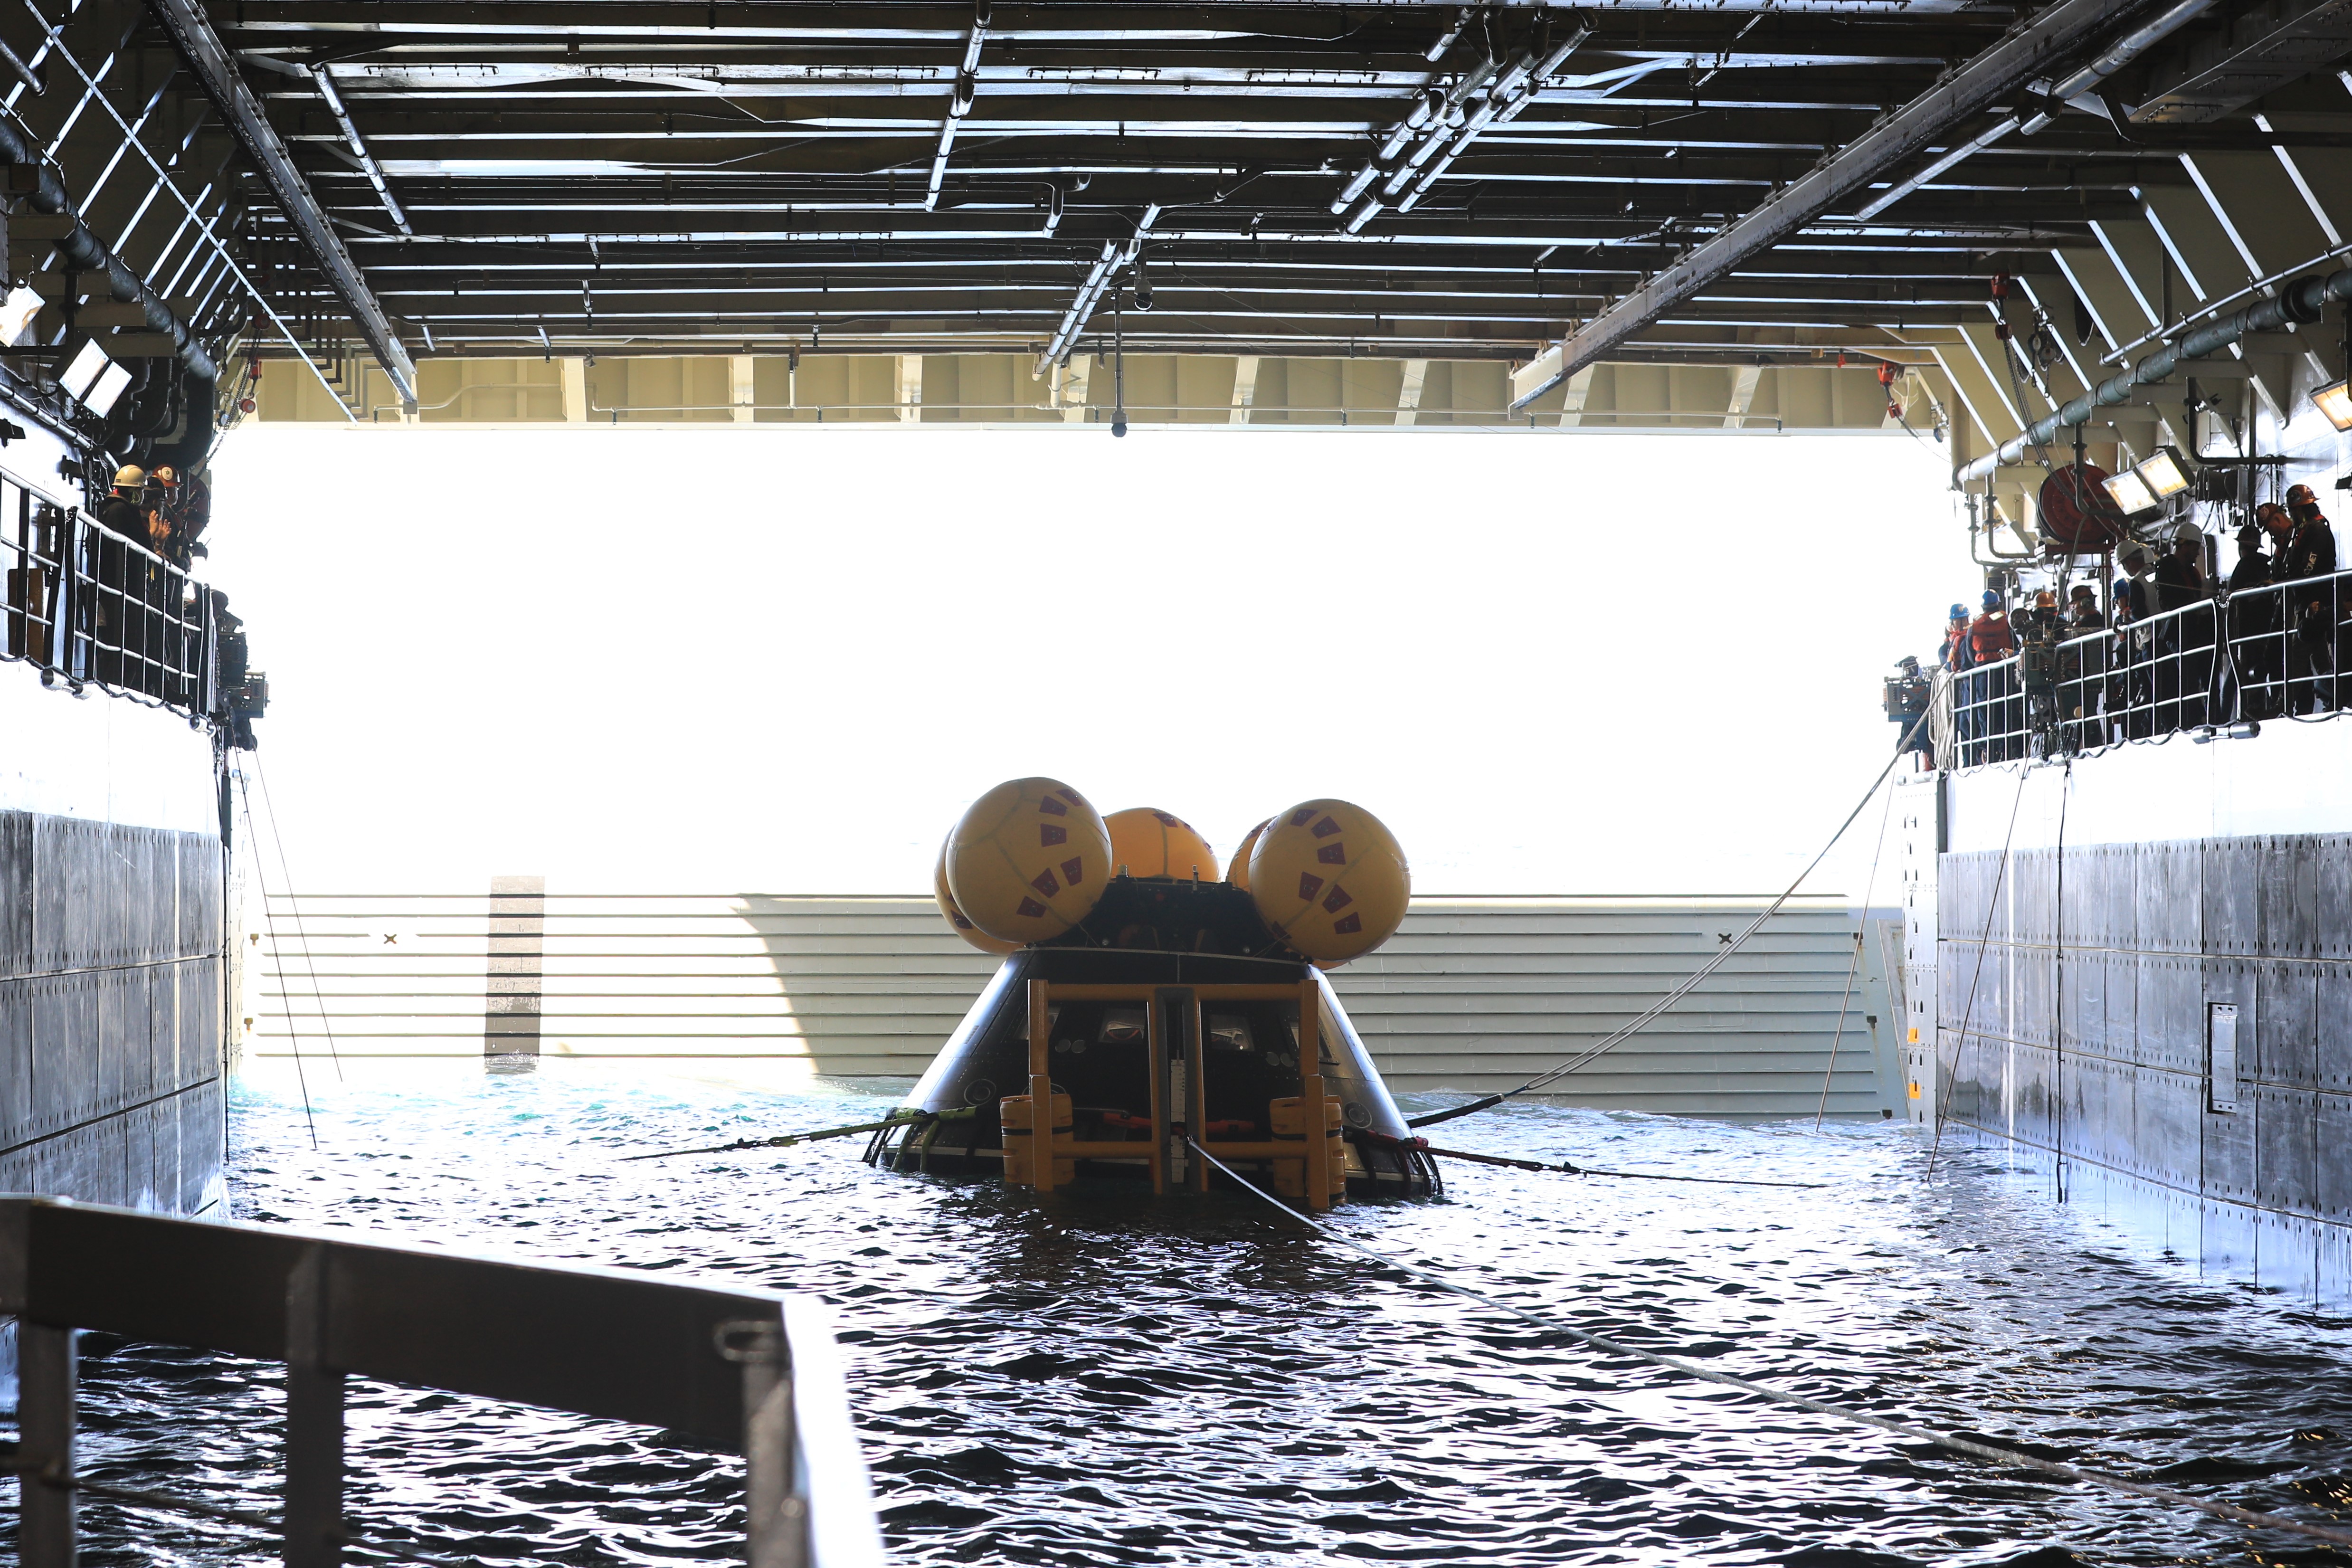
[1939,834,2352,1276]
[250,892,1904,1120]
[0,811,225,1211]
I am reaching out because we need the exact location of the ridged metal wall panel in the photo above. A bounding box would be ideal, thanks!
[250,892,1903,1120]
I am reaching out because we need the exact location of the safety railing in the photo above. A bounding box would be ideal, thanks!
[1002,979,1345,1210]
[0,1196,887,1568]
[1,480,215,715]
[1945,566,2352,766]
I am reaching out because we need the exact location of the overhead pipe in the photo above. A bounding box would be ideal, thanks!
[1396,22,1590,215]
[1858,0,2213,219]
[1956,263,2352,483]
[0,121,217,382]
[1032,202,1160,376]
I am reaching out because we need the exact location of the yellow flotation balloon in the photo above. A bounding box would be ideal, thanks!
[1226,818,1271,893]
[1247,799,1409,964]
[1105,807,1219,881]
[933,835,1020,955]
[947,778,1113,943]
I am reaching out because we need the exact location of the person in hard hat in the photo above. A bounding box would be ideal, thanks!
[2115,546,2153,623]
[2153,523,2206,613]
[2060,585,2107,749]
[95,465,151,543]
[2280,485,2339,711]
[2113,547,2155,737]
[2230,523,2280,719]
[1939,602,1974,672]
[1964,589,2018,763]
[88,466,162,691]
[2148,525,2210,726]
[151,464,209,566]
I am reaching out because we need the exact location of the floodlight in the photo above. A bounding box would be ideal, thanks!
[83,360,132,417]
[2102,468,2157,515]
[2134,446,2193,499]
[0,285,42,349]
[60,338,109,401]
[2317,380,2352,432]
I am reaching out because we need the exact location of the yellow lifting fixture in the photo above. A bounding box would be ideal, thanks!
[999,978,1348,1211]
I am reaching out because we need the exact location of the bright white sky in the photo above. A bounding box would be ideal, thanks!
[206,424,1972,897]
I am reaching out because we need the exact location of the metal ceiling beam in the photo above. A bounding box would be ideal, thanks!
[142,0,418,399]
[1506,0,2181,411]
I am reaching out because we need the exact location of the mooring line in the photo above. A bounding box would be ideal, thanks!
[1411,705,1936,1130]
[229,765,317,1151]
[1926,760,2033,1181]
[1185,1137,2352,1553]
[1397,1139,1825,1189]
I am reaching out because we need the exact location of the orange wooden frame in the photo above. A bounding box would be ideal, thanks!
[1004,979,1341,1210]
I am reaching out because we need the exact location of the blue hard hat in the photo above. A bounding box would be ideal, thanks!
[1949,602,1967,619]
[1982,589,2001,608]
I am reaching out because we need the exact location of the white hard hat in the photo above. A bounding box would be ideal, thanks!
[112,464,146,488]
[2173,521,2201,545]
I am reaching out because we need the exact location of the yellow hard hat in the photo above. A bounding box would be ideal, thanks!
[113,465,146,488]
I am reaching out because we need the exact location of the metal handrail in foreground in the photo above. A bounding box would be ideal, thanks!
[1945,565,2352,767]
[0,1196,887,1568]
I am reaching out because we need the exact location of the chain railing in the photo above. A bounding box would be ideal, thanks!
[1,476,219,718]
[1945,567,2352,767]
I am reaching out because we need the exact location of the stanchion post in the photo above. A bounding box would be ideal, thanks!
[1299,973,1330,1212]
[734,1314,803,1568]
[285,1245,346,1568]
[20,1321,75,1568]
[1145,995,1168,1195]
[1027,979,1055,1193]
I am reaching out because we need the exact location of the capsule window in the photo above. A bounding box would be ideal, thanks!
[1098,1007,1147,1045]
[1207,1014,1251,1051]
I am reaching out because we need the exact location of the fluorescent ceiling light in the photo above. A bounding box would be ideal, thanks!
[83,360,133,417]
[2315,379,2352,432]
[2135,446,2192,499]
[61,338,109,401]
[2103,469,2157,515]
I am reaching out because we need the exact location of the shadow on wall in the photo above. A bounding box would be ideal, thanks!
[730,894,998,1081]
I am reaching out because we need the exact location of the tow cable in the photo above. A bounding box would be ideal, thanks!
[1188,1136,2352,1554]
[619,1110,932,1162]
[1353,1129,1824,1189]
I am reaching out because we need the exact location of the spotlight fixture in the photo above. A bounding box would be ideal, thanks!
[2102,467,2158,515]
[2134,446,2193,500]
[2315,379,2352,432]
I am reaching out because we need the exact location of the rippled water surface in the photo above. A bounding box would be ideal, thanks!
[18,1060,2352,1567]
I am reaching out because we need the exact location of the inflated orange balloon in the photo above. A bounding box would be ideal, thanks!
[1247,799,1409,964]
[1106,807,1219,881]
[1226,818,1271,893]
[946,778,1112,943]
[933,835,1021,954]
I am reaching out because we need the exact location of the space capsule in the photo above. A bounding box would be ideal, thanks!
[868,784,1435,1204]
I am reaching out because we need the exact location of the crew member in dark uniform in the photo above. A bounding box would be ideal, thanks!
[2153,524,2210,727]
[2281,485,2338,712]
[2063,585,2106,748]
[90,465,156,689]
[2115,547,2154,736]
[2226,522,2276,719]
